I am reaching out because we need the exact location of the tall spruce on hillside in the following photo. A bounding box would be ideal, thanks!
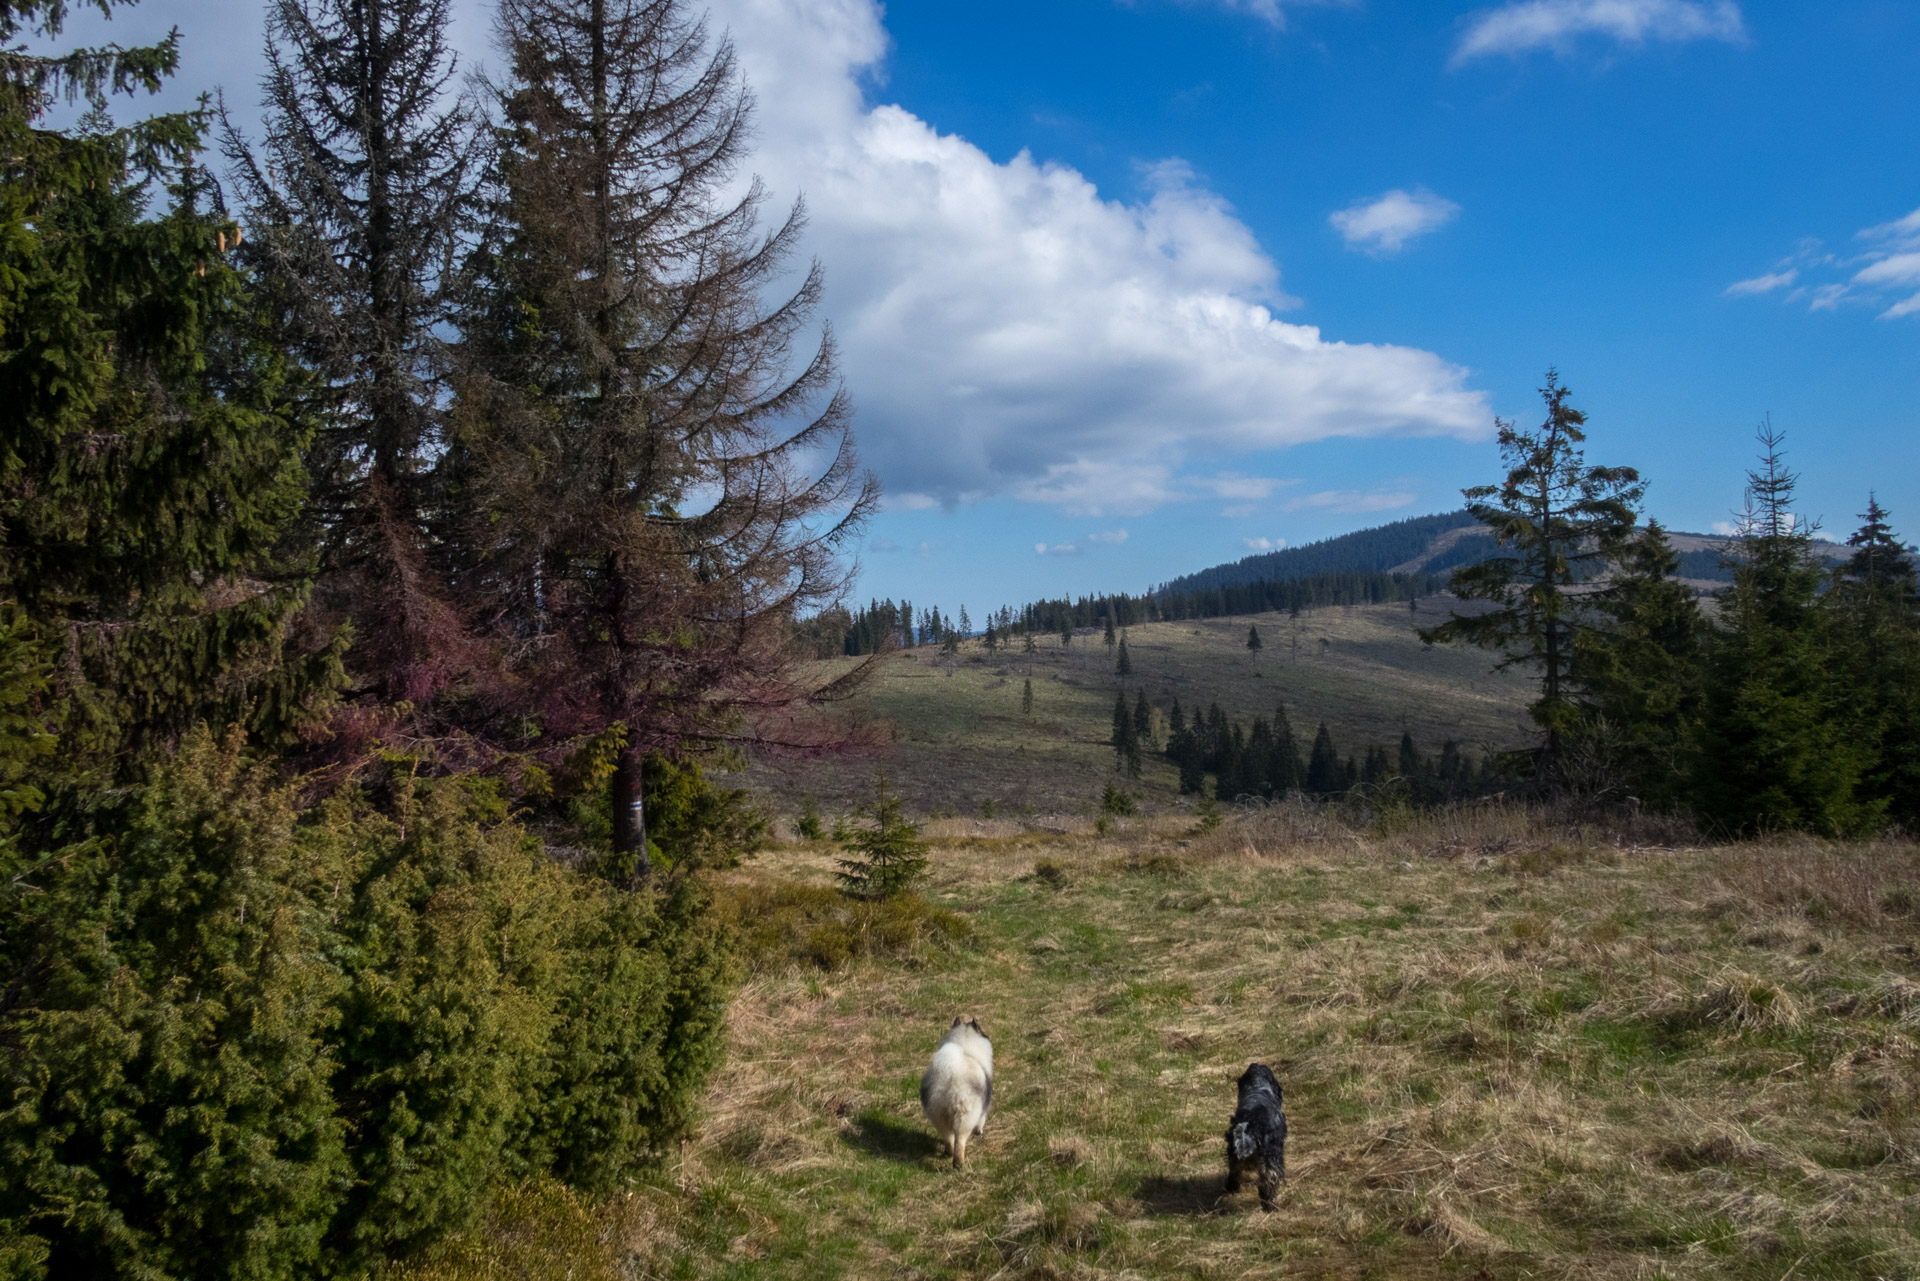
[452,0,875,869]
[1420,371,1644,785]
[1691,425,1874,835]
[1825,497,1919,827]
[224,0,480,706]
[0,1,337,778]
[1574,520,1704,805]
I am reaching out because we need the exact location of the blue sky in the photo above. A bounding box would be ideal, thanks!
[46,0,1920,618]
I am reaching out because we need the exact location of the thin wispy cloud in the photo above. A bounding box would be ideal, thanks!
[1729,205,1920,320]
[1172,0,1355,29]
[1242,536,1288,551]
[1283,489,1418,514]
[1452,0,1746,66]
[1086,529,1130,544]
[1034,542,1082,557]
[1330,189,1459,256]
[1724,269,1796,297]
[1203,473,1282,501]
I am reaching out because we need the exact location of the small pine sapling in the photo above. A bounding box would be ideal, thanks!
[795,795,825,841]
[1021,678,1034,714]
[835,780,929,899]
[1194,793,1223,832]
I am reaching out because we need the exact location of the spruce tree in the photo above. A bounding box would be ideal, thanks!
[835,779,927,898]
[1691,425,1872,834]
[1268,705,1303,794]
[1305,723,1342,797]
[1247,623,1263,659]
[0,0,338,779]
[1021,677,1033,715]
[1133,689,1153,746]
[1420,371,1643,785]
[1116,635,1132,675]
[223,0,478,707]
[450,0,876,866]
[1575,520,1703,805]
[1111,691,1135,769]
[1826,497,1919,826]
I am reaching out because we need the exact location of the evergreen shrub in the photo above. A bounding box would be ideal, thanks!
[834,782,929,899]
[0,732,734,1280]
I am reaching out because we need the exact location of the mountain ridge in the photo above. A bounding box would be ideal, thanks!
[1160,510,1850,597]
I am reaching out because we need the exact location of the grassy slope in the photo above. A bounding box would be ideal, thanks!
[406,811,1920,1281]
[746,602,1534,820]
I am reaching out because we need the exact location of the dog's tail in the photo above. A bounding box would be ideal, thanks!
[1228,1120,1259,1163]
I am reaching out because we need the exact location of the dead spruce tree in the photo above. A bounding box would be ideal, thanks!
[223,0,479,708]
[451,0,875,874]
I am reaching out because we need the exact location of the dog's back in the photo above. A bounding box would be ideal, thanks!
[921,1017,993,1167]
[1225,1062,1287,1209]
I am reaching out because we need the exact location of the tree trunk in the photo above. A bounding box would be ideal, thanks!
[611,746,650,884]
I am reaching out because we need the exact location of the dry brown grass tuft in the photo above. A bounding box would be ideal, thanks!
[1684,969,1805,1031]
[709,882,972,972]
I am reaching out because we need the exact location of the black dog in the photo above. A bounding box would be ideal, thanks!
[1224,1062,1287,1210]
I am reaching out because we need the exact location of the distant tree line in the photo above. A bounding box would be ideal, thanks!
[805,569,1445,658]
[1110,697,1499,806]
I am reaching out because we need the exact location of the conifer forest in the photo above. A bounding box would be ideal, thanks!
[2,0,1917,1277]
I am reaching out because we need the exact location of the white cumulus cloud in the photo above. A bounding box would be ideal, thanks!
[1329,188,1460,256]
[707,0,1490,514]
[1452,0,1746,65]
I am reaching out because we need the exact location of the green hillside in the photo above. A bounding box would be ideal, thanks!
[746,600,1533,820]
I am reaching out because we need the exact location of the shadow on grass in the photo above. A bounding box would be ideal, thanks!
[1135,1174,1231,1217]
[844,1109,941,1165]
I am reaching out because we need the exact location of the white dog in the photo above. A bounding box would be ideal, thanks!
[920,1016,993,1167]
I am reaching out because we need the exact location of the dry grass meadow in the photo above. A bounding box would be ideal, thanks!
[743,602,1534,818]
[398,804,1920,1281]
